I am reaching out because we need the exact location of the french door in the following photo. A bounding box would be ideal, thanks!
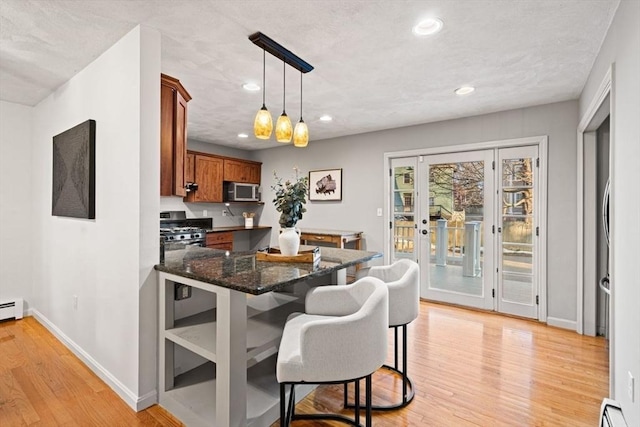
[389,145,541,319]
[496,146,540,318]
[418,150,495,310]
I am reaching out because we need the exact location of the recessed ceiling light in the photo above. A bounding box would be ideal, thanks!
[242,83,260,91]
[237,133,249,138]
[319,115,333,122]
[455,86,475,96]
[412,18,444,36]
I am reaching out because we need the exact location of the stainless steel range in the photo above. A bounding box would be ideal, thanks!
[160,226,206,246]
[160,211,212,249]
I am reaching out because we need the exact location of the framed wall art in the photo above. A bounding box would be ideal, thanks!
[309,168,342,201]
[52,119,96,219]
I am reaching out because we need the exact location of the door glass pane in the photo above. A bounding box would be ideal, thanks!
[501,158,534,304]
[428,161,484,296]
[393,166,415,259]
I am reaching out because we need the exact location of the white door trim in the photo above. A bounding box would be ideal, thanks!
[576,65,612,336]
[576,64,613,398]
[385,136,547,159]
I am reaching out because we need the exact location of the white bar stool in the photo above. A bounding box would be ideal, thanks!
[276,277,389,426]
[345,258,420,411]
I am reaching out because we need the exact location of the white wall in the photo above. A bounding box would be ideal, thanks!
[0,101,33,307]
[27,25,160,410]
[579,0,640,423]
[254,100,579,324]
[137,26,161,407]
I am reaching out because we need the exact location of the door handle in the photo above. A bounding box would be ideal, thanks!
[421,229,428,235]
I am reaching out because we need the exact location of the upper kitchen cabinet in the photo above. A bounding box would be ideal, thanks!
[184,151,224,203]
[223,158,261,184]
[160,74,192,197]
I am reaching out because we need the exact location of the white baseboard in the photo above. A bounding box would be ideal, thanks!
[28,309,157,411]
[136,389,159,411]
[547,316,577,331]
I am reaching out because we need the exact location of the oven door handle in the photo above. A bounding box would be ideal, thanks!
[169,240,206,247]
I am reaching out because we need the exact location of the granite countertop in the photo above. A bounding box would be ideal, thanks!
[154,246,381,295]
[206,225,272,233]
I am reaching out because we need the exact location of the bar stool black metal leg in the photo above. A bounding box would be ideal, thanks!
[280,383,286,427]
[394,326,399,370]
[343,323,415,411]
[402,324,408,405]
[286,384,295,425]
[354,378,360,425]
[344,382,348,408]
[365,374,372,427]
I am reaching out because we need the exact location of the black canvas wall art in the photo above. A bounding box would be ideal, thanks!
[52,120,96,219]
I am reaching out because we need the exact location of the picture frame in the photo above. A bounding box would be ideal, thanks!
[309,168,342,201]
[52,119,96,219]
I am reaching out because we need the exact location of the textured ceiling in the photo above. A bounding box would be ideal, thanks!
[0,0,619,150]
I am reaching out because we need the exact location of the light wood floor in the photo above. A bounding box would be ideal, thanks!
[0,302,608,426]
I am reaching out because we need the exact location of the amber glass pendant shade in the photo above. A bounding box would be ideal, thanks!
[254,105,273,139]
[276,112,293,143]
[293,119,308,147]
[254,48,272,140]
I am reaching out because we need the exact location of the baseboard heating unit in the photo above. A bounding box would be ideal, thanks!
[0,298,24,321]
[600,398,629,427]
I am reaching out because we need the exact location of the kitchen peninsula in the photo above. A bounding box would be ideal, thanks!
[155,245,381,427]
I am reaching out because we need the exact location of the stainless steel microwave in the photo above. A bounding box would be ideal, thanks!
[227,182,260,202]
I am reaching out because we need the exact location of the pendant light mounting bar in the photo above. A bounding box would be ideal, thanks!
[249,32,314,73]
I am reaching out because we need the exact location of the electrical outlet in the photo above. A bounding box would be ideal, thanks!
[222,210,227,216]
[377,208,383,217]
[73,295,78,310]
[629,371,635,402]
[175,284,192,300]
[203,209,208,217]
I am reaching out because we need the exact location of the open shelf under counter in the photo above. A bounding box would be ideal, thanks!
[161,356,314,427]
[165,295,305,365]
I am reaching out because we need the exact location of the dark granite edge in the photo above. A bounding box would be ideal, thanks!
[154,263,270,295]
[154,251,382,295]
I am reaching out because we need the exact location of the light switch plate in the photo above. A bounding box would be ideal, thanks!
[377,208,383,217]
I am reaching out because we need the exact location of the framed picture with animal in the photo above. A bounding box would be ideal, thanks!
[309,168,342,201]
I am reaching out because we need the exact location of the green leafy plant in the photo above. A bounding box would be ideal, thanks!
[272,168,309,228]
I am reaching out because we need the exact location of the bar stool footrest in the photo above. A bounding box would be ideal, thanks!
[293,413,365,426]
[344,364,415,411]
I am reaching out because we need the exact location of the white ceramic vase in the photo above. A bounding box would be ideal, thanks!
[279,227,301,256]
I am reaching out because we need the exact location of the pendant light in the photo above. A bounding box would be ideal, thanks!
[275,60,293,143]
[253,49,272,139]
[293,70,309,147]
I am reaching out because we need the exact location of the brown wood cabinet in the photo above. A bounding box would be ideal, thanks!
[184,152,224,203]
[184,150,262,203]
[185,152,195,183]
[206,232,233,251]
[223,158,261,184]
[160,74,191,197]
